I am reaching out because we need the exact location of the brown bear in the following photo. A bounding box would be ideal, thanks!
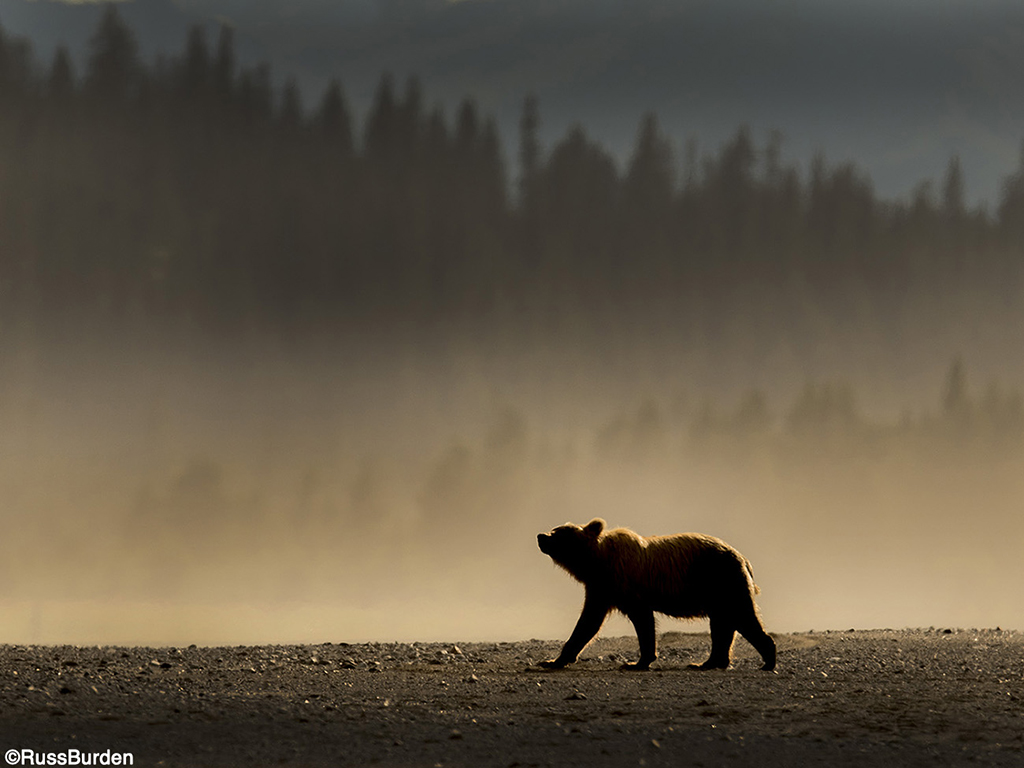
[537,518,776,671]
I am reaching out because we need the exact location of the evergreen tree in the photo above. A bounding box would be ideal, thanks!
[518,94,541,211]
[278,77,303,134]
[941,356,974,441]
[315,78,353,153]
[84,4,140,107]
[212,24,236,102]
[396,75,424,166]
[47,46,75,103]
[364,72,398,164]
[478,117,507,217]
[180,25,211,98]
[942,357,970,418]
[942,154,965,219]
[622,112,674,241]
[708,125,757,263]
[939,154,968,281]
[0,26,35,105]
[541,124,619,305]
[624,112,674,212]
[805,154,876,287]
[758,131,803,274]
[997,140,1024,243]
[452,99,482,208]
[236,63,273,126]
[454,97,479,158]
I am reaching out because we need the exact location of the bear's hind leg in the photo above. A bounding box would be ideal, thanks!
[737,614,776,672]
[690,616,734,670]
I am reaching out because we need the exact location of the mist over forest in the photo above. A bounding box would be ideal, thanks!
[2,7,1024,645]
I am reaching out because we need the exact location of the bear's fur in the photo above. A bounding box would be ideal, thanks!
[537,518,776,671]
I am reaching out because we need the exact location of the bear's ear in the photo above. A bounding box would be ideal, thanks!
[583,518,605,537]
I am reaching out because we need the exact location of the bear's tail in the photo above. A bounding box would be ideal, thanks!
[744,558,761,595]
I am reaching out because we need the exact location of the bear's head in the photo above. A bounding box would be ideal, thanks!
[537,518,605,581]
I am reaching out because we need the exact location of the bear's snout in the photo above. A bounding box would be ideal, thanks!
[537,532,551,553]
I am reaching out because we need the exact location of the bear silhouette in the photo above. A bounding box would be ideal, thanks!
[537,518,776,671]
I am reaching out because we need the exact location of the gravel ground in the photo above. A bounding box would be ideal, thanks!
[1,628,1022,767]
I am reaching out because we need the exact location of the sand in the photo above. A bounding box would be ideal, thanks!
[1,628,1022,766]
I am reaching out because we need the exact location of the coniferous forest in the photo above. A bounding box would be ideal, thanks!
[2,6,1024,351]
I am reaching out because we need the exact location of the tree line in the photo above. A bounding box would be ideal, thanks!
[593,358,1024,467]
[2,5,1024,344]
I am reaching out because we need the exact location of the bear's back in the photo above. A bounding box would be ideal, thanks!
[595,529,749,615]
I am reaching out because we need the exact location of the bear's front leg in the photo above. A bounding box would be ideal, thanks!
[540,595,609,669]
[621,607,656,670]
